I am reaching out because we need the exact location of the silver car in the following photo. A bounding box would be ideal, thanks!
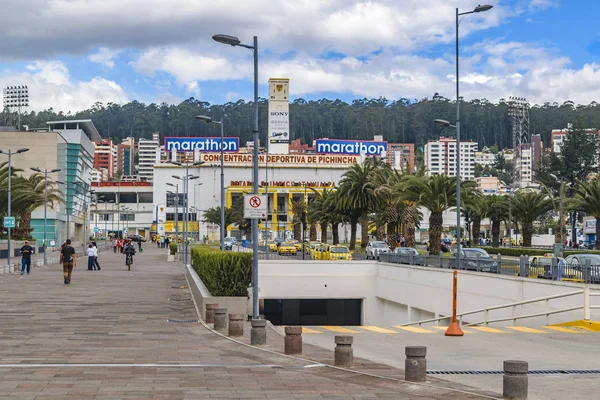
[391,247,423,265]
[366,241,391,260]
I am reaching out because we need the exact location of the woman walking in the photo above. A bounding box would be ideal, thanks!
[92,242,101,270]
[86,244,95,271]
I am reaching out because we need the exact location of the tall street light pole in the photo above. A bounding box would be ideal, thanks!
[196,115,225,249]
[30,167,60,265]
[167,183,179,252]
[1,148,29,267]
[213,33,259,319]
[433,4,493,270]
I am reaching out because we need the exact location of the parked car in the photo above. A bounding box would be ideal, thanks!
[452,248,499,273]
[266,240,278,252]
[328,246,352,261]
[307,241,321,256]
[391,247,423,265]
[366,241,391,260]
[127,234,146,243]
[222,237,237,250]
[529,255,565,279]
[289,240,302,252]
[278,242,297,256]
[564,254,600,282]
[312,244,329,260]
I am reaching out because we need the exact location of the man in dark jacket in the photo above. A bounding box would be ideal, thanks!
[20,240,34,275]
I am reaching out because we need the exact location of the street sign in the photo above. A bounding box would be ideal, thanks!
[3,216,15,228]
[244,195,267,219]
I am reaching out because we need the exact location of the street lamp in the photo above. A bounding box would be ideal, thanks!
[196,115,226,249]
[167,183,180,252]
[30,167,61,265]
[1,148,29,267]
[213,32,260,319]
[172,173,199,264]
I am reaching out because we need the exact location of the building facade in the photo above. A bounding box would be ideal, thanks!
[93,139,114,180]
[137,132,160,182]
[387,143,415,172]
[424,137,478,179]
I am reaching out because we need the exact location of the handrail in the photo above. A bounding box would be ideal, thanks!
[463,306,582,327]
[400,289,587,327]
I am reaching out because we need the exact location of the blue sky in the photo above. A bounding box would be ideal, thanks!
[0,0,599,112]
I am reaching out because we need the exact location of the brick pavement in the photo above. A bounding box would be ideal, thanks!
[0,245,502,399]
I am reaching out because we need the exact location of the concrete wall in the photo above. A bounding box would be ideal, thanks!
[258,260,600,326]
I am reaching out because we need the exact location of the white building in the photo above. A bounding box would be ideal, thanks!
[138,132,160,181]
[474,149,496,167]
[424,137,478,179]
[515,144,533,188]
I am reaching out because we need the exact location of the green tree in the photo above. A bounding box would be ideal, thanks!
[202,203,242,238]
[511,191,554,247]
[484,195,508,247]
[571,178,600,247]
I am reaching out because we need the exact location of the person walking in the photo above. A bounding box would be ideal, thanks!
[160,235,165,249]
[60,239,76,285]
[112,238,117,253]
[86,244,95,271]
[20,240,34,276]
[92,241,101,270]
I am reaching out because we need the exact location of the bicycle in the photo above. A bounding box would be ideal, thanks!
[126,253,133,271]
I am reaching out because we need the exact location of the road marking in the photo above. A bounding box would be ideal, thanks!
[544,326,585,334]
[320,326,361,333]
[429,326,474,334]
[300,327,323,334]
[360,326,398,334]
[506,326,548,334]
[394,326,435,334]
[469,326,509,333]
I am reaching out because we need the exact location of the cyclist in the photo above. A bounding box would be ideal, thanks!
[123,239,137,269]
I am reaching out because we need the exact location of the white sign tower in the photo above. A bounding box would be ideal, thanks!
[267,78,290,154]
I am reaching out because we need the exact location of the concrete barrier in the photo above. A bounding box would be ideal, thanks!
[405,346,427,382]
[251,319,267,345]
[205,303,218,324]
[228,314,244,337]
[284,326,302,355]
[334,335,353,367]
[214,308,227,331]
[503,360,528,399]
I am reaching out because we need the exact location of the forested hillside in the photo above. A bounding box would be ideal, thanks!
[10,95,600,149]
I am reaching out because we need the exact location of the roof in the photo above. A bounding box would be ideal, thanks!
[46,119,102,141]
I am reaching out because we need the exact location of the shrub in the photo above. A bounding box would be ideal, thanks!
[169,242,178,255]
[191,246,251,297]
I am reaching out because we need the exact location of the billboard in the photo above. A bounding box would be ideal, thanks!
[584,218,596,234]
[268,102,290,144]
[315,139,387,156]
[164,137,239,152]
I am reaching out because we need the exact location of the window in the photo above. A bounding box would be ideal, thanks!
[119,213,135,221]
[166,193,186,207]
[138,192,153,203]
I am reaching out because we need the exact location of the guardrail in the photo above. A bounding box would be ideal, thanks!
[398,287,600,327]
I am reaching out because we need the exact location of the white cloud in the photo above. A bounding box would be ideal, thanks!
[89,48,121,68]
[224,91,241,102]
[0,60,128,112]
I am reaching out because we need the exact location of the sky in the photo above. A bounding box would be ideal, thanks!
[1,0,599,112]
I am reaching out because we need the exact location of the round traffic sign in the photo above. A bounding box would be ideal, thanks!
[249,196,262,208]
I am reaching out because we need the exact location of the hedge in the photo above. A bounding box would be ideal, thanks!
[482,246,600,257]
[191,246,251,297]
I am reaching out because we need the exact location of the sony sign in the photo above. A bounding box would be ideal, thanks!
[164,137,240,152]
[315,139,387,156]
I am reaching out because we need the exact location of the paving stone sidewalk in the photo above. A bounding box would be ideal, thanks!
[0,245,501,399]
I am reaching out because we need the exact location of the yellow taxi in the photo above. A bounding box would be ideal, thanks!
[267,240,278,252]
[528,254,565,279]
[290,240,303,252]
[278,242,298,256]
[313,244,330,260]
[307,241,321,256]
[327,245,352,261]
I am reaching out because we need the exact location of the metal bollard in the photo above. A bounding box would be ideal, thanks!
[284,326,302,355]
[228,314,244,337]
[213,308,227,331]
[334,335,353,367]
[405,346,427,382]
[251,319,267,345]
[205,303,219,324]
[503,360,528,399]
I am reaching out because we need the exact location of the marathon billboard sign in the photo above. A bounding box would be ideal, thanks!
[164,137,240,152]
[315,139,387,156]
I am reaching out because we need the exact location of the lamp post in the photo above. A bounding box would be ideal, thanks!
[213,33,260,319]
[30,167,60,265]
[549,174,569,248]
[0,148,29,267]
[433,4,493,271]
[167,183,179,251]
[196,115,225,249]
[172,173,199,264]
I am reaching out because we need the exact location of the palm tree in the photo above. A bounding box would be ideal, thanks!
[290,198,306,241]
[337,159,380,249]
[511,190,554,247]
[485,195,508,247]
[403,174,458,255]
[460,183,483,246]
[571,178,600,247]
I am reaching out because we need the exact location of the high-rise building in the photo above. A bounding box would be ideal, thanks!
[117,137,135,177]
[424,137,478,179]
[515,144,533,188]
[387,143,415,172]
[93,139,114,180]
[138,132,160,182]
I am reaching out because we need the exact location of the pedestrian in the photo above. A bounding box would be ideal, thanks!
[92,241,101,270]
[137,239,142,252]
[160,236,165,248]
[60,239,76,285]
[20,240,34,276]
[86,244,95,271]
[112,238,117,253]
[203,234,207,245]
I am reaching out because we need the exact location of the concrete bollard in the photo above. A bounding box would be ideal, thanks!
[205,303,219,324]
[251,319,267,345]
[284,326,302,355]
[334,335,353,367]
[405,346,427,382]
[503,360,528,399]
[213,308,227,331]
[228,314,244,337]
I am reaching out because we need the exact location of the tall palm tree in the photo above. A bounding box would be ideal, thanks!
[511,190,554,247]
[337,159,380,249]
[289,198,306,241]
[571,178,600,246]
[460,183,483,246]
[403,174,458,255]
[485,195,508,247]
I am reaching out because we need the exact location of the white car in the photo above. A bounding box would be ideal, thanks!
[366,241,391,260]
[222,237,237,250]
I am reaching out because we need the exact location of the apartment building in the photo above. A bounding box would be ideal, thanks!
[138,132,160,181]
[424,137,477,179]
[388,143,415,172]
[93,139,114,180]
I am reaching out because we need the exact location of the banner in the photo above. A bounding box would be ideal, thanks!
[199,153,359,165]
[315,139,387,156]
[268,102,290,144]
[164,137,240,152]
